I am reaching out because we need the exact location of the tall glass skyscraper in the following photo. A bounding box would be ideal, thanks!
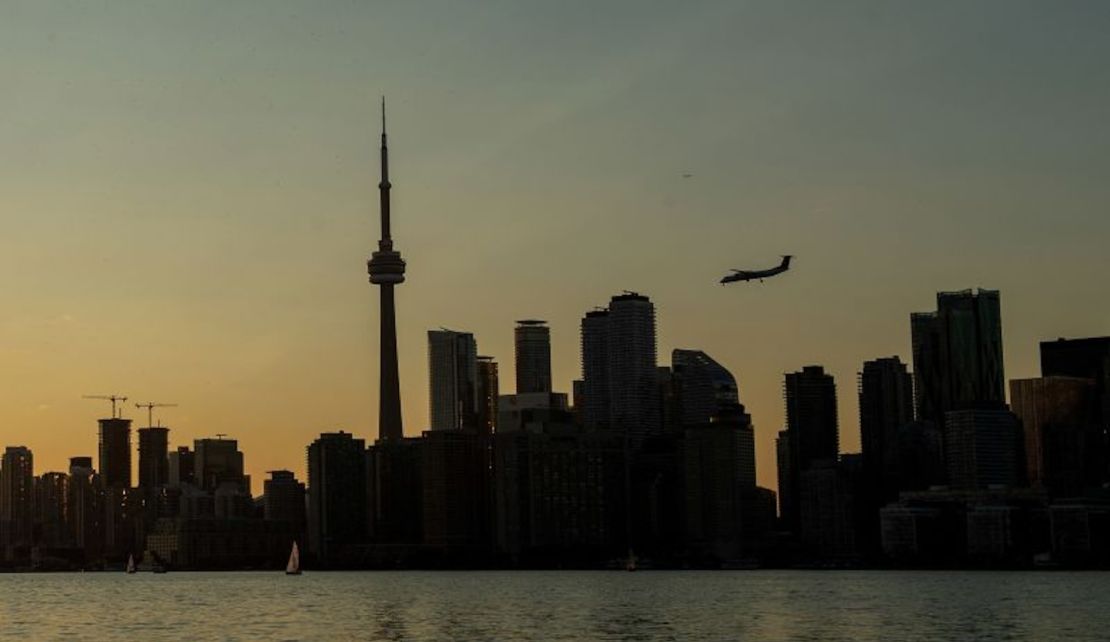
[514,320,552,394]
[428,329,479,431]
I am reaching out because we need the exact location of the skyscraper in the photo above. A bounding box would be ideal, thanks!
[672,349,740,427]
[476,355,499,435]
[514,320,552,394]
[859,357,914,500]
[264,469,307,540]
[428,329,479,431]
[367,99,406,444]
[194,438,246,493]
[98,418,132,489]
[779,365,839,531]
[137,427,169,489]
[1041,337,1110,430]
[1010,376,1103,496]
[0,446,34,547]
[307,431,367,566]
[607,292,660,441]
[580,309,611,429]
[911,289,1005,423]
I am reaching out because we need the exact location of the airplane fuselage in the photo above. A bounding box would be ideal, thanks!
[720,256,792,284]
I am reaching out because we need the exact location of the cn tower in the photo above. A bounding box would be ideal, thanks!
[367,98,406,442]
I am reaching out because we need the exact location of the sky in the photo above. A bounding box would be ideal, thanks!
[2,1,1108,493]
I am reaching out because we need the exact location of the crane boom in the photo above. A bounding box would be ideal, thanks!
[135,402,178,428]
[83,394,129,419]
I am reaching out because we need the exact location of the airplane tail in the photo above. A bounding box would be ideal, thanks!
[781,255,793,268]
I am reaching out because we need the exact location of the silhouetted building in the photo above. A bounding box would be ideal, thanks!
[67,457,103,562]
[515,320,552,394]
[366,438,423,555]
[168,446,196,487]
[945,407,1023,489]
[263,470,306,547]
[580,309,611,429]
[672,349,740,428]
[98,418,132,489]
[779,366,839,531]
[800,456,862,560]
[859,357,914,503]
[911,289,1005,424]
[36,472,70,549]
[492,425,626,564]
[307,431,366,566]
[137,427,169,489]
[682,404,761,561]
[1040,336,1110,479]
[1010,377,1103,496]
[367,99,407,443]
[194,438,247,493]
[476,356,499,435]
[607,293,660,441]
[421,430,490,557]
[428,329,479,431]
[497,393,571,434]
[0,447,34,550]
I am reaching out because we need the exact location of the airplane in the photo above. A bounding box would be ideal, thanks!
[720,255,793,284]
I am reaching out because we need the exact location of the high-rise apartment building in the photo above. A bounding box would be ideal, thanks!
[859,357,914,500]
[137,427,169,489]
[0,446,34,547]
[944,406,1022,489]
[1010,376,1103,495]
[98,418,132,489]
[779,366,839,531]
[515,320,552,394]
[428,329,479,431]
[307,431,367,565]
[580,309,611,429]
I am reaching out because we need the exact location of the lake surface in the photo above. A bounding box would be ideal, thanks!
[0,570,1107,640]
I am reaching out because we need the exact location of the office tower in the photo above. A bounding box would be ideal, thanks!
[607,292,660,440]
[67,457,102,559]
[1041,337,1110,435]
[264,470,306,526]
[194,438,246,493]
[428,329,479,431]
[98,418,132,488]
[1010,377,1102,496]
[515,320,552,394]
[168,446,196,487]
[580,309,611,429]
[672,349,740,427]
[137,427,169,489]
[477,356,499,435]
[911,289,1005,423]
[36,472,70,548]
[682,404,758,560]
[367,99,406,443]
[859,357,914,500]
[306,431,367,565]
[779,366,839,531]
[0,446,34,547]
[944,407,1022,489]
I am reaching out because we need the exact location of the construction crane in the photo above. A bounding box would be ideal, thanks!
[135,402,178,428]
[83,394,129,419]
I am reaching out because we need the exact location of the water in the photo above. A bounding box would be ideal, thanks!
[0,570,1106,640]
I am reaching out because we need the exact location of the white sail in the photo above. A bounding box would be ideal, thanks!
[286,541,301,574]
[126,554,136,574]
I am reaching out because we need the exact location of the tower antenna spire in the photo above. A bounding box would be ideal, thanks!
[367,94,406,442]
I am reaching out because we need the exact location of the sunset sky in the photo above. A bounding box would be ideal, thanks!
[2,1,1108,492]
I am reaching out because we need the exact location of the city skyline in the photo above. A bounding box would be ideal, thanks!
[3,2,1110,493]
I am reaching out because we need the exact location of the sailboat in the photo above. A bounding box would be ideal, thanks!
[285,541,301,575]
[126,554,137,574]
